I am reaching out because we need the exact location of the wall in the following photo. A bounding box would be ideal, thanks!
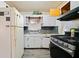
[69,1,79,28]
[0,1,6,8]
[70,1,79,10]
[70,1,79,28]
[60,1,79,33]
[0,1,9,8]
[56,20,64,34]
[61,21,74,31]
[21,12,49,15]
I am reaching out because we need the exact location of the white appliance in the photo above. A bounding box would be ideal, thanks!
[0,7,24,58]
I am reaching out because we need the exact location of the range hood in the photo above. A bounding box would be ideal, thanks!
[57,6,79,21]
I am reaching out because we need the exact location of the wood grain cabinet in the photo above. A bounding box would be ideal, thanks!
[61,2,70,15]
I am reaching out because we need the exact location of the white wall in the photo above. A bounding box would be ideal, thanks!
[0,1,6,8]
[21,12,49,15]
[0,1,9,8]
[60,1,79,33]
[70,1,79,10]
[61,21,74,31]
[69,1,79,28]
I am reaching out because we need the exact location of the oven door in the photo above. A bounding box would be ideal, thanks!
[49,42,72,58]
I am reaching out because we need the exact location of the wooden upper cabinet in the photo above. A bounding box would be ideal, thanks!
[61,2,70,15]
[49,2,70,16]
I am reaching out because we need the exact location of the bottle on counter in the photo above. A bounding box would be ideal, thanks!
[71,28,75,38]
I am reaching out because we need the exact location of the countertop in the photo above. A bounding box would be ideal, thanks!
[24,33,60,37]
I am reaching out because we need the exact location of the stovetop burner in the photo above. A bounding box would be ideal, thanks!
[51,35,79,45]
[67,39,76,42]
[50,35,79,58]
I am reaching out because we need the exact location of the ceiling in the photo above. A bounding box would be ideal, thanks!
[5,1,68,12]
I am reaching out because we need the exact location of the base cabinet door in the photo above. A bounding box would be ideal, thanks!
[31,37,41,48]
[24,37,30,48]
[28,37,35,48]
[24,36,42,48]
[42,37,50,48]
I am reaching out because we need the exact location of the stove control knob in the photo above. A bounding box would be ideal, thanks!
[58,40,62,44]
[68,44,75,50]
[54,39,57,42]
[64,43,68,47]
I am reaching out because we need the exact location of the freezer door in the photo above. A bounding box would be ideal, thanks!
[14,7,24,27]
[0,16,11,58]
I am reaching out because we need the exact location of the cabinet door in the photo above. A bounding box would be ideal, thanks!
[27,37,35,48]
[24,17,28,26]
[42,15,57,26]
[42,37,50,48]
[24,37,30,48]
[33,37,42,48]
[28,37,42,48]
[24,36,42,48]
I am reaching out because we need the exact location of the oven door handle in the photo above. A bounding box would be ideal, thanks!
[50,40,74,57]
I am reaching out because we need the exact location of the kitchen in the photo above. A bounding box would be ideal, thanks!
[0,0,79,58]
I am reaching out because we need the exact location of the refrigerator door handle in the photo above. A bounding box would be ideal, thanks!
[6,25,9,27]
[6,25,23,28]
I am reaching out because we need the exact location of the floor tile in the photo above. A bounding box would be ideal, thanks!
[22,49,50,58]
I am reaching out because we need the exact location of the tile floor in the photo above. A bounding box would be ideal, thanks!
[22,49,50,58]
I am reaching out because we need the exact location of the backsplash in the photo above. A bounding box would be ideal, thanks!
[24,26,58,34]
[41,26,58,34]
[61,19,79,32]
[24,26,28,34]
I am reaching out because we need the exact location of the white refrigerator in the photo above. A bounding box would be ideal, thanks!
[0,7,24,58]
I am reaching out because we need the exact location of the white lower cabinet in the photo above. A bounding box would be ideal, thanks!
[24,37,30,48]
[42,37,50,48]
[33,37,42,48]
[24,35,50,48]
[24,36,42,48]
